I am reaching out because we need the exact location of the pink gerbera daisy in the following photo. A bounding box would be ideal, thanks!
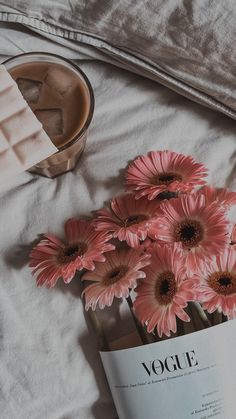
[197,185,236,210]
[94,194,160,248]
[197,247,236,318]
[149,194,230,270]
[29,218,114,288]
[125,150,208,200]
[133,244,198,337]
[82,249,151,310]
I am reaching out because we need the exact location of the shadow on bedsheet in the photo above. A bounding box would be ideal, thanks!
[4,237,43,269]
[78,330,118,419]
[56,278,118,419]
[72,152,125,202]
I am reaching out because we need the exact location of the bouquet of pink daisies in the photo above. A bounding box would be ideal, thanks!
[29,150,236,339]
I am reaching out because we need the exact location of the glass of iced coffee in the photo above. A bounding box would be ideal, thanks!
[3,52,94,178]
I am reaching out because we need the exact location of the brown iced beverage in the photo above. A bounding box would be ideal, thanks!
[4,53,94,178]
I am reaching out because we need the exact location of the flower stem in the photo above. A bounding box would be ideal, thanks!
[176,317,184,336]
[209,311,223,326]
[189,302,211,330]
[222,314,228,323]
[87,308,110,351]
[126,295,150,345]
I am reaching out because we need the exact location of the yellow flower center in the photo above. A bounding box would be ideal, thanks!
[155,271,177,305]
[208,271,236,296]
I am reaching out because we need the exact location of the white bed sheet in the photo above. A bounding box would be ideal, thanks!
[0,23,236,419]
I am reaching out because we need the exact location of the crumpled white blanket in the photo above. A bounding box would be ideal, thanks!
[0,23,236,419]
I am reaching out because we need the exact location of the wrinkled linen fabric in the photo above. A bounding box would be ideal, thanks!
[0,1,236,119]
[1,15,236,419]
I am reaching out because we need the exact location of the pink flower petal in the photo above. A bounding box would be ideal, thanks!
[126,150,208,200]
[29,218,114,288]
[94,194,160,248]
[196,247,236,317]
[134,244,197,337]
[83,248,149,310]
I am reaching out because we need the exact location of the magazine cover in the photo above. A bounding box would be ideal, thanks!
[101,321,235,419]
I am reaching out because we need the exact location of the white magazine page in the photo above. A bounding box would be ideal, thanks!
[100,320,236,419]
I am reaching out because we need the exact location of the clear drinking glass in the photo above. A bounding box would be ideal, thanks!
[3,52,94,178]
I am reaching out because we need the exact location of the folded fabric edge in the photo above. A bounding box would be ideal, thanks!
[0,11,236,121]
